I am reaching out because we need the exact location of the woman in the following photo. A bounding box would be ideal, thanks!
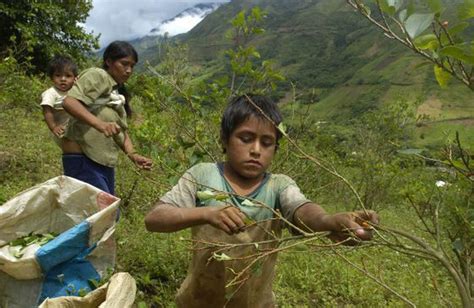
[62,41,152,195]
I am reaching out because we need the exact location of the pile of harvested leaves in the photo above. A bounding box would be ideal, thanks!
[8,232,58,258]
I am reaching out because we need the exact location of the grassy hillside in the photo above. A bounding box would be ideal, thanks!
[1,1,471,306]
[0,90,462,308]
[1,42,468,306]
[132,0,473,149]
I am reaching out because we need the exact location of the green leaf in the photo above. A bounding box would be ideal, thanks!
[215,193,229,201]
[433,65,452,88]
[244,216,255,226]
[241,199,257,207]
[440,45,474,65]
[427,0,442,13]
[447,22,469,36]
[379,0,395,15]
[398,9,407,22]
[78,288,88,297]
[9,238,26,247]
[414,34,439,50]
[277,122,287,135]
[197,190,216,201]
[232,11,246,27]
[251,7,262,20]
[137,302,148,308]
[389,0,403,11]
[252,27,265,35]
[459,0,474,20]
[88,278,100,289]
[380,0,403,15]
[213,252,232,261]
[404,13,434,38]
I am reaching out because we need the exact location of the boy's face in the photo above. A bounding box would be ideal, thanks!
[52,69,76,92]
[225,115,277,180]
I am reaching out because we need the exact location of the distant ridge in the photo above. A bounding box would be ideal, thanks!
[149,2,226,37]
[129,0,474,148]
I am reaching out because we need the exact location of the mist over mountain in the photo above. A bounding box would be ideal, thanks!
[149,2,228,37]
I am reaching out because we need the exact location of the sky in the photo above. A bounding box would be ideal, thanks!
[84,0,229,48]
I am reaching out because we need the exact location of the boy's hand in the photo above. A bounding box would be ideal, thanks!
[96,121,121,137]
[205,206,247,235]
[128,153,153,170]
[327,210,379,244]
[52,125,65,137]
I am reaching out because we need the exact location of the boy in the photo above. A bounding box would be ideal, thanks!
[40,55,78,147]
[145,94,379,307]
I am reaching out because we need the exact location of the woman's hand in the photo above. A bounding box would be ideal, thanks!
[96,121,121,137]
[128,153,153,170]
[204,206,247,235]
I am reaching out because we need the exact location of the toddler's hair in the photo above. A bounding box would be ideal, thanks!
[221,94,283,151]
[47,55,78,78]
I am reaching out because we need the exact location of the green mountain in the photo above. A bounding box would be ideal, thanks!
[134,0,474,148]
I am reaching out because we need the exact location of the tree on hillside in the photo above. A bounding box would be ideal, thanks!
[0,0,99,72]
[346,0,474,90]
[344,1,473,306]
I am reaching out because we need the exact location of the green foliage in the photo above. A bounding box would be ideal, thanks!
[348,0,474,89]
[405,13,435,38]
[275,243,456,307]
[225,7,285,95]
[458,0,474,20]
[0,4,470,307]
[434,64,452,87]
[0,56,46,111]
[0,0,99,72]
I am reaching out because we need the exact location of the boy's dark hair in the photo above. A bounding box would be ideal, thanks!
[47,55,78,78]
[220,94,283,152]
[102,40,138,118]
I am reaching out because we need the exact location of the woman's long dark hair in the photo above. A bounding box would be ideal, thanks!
[102,41,138,118]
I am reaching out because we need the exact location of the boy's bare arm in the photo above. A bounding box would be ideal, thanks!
[293,203,379,241]
[63,96,120,137]
[145,202,247,235]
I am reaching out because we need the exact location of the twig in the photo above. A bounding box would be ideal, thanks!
[333,248,416,307]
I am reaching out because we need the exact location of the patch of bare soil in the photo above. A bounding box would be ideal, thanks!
[430,117,474,126]
[417,96,442,118]
[363,42,380,58]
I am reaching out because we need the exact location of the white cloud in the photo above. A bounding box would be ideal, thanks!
[152,3,222,36]
[157,14,205,36]
[85,0,229,48]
